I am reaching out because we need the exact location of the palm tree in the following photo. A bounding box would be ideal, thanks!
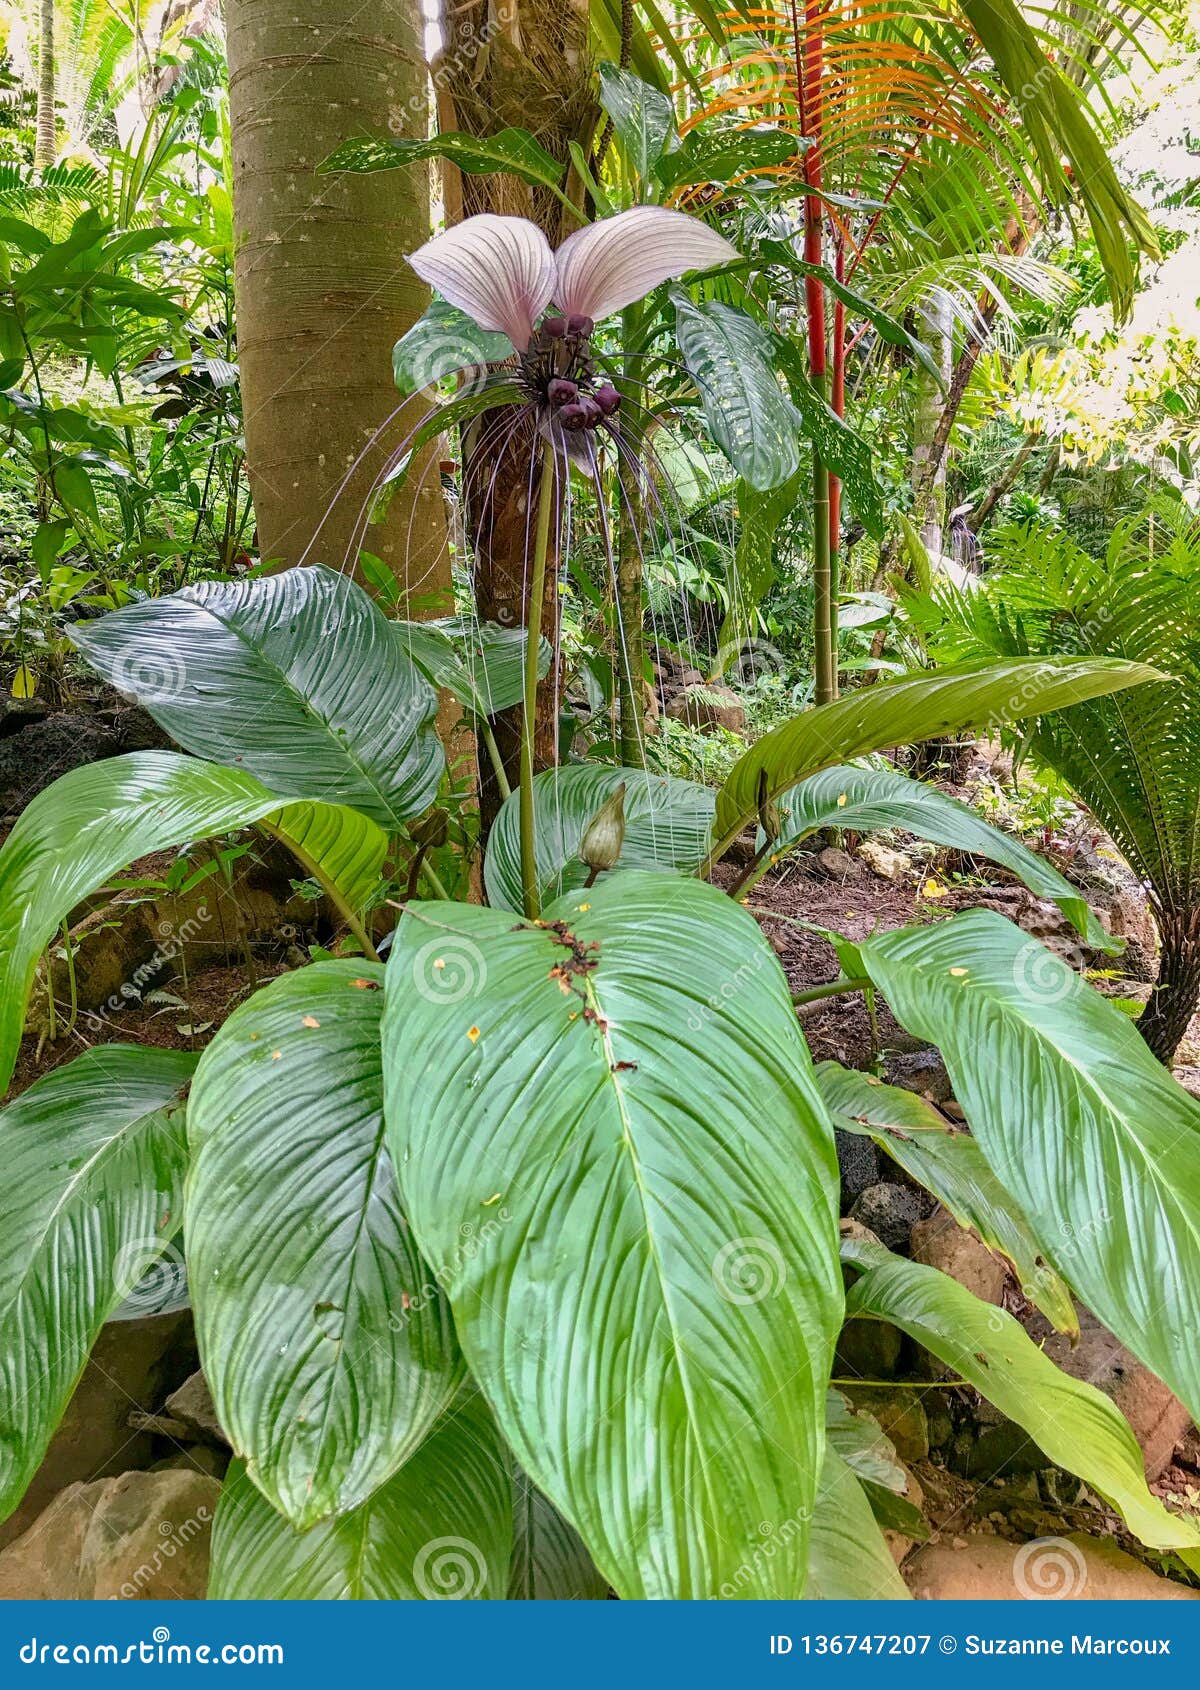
[912,511,1200,1065]
[34,0,54,167]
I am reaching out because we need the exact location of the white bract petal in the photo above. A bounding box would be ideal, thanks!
[408,215,556,351]
[554,206,739,324]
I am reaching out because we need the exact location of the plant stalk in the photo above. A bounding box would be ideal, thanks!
[520,445,558,919]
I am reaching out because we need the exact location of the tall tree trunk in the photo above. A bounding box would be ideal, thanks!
[437,0,596,819]
[912,293,954,557]
[35,0,55,170]
[225,0,447,605]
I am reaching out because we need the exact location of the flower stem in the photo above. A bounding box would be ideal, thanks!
[520,445,558,918]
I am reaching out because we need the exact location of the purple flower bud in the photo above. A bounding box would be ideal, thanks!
[542,315,568,340]
[566,313,595,339]
[593,384,621,417]
[578,396,603,428]
[558,402,589,431]
[547,377,579,408]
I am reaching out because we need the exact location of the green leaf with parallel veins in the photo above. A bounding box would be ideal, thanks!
[382,872,842,1598]
[321,128,564,194]
[509,1470,609,1600]
[777,765,1115,951]
[772,336,884,538]
[70,566,444,830]
[187,963,460,1528]
[0,751,388,1095]
[598,62,678,183]
[847,910,1200,1436]
[393,300,514,397]
[843,1237,1200,1560]
[483,764,715,913]
[0,1046,194,1525]
[710,657,1162,859]
[760,247,943,385]
[394,616,549,716]
[672,292,800,492]
[659,127,803,189]
[816,1061,1076,1335]
[208,1391,511,1599]
[805,1451,911,1601]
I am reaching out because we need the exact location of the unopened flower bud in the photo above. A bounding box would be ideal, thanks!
[411,807,449,849]
[547,377,578,407]
[566,313,595,338]
[542,315,567,340]
[558,402,589,431]
[579,782,626,873]
[577,396,603,428]
[593,384,621,417]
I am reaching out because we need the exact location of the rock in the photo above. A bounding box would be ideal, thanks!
[151,1446,230,1480]
[0,1313,192,1552]
[1038,1311,1189,1481]
[850,1182,927,1251]
[859,840,913,882]
[834,1128,880,1206]
[1174,1425,1200,1471]
[884,1047,954,1104]
[817,845,860,881]
[664,685,746,735]
[905,1531,1199,1601]
[164,1372,228,1447]
[884,1468,925,1567]
[0,1470,219,1600]
[836,1317,903,1382]
[911,1208,1007,1305]
[952,1399,1048,1479]
[678,667,705,688]
[844,1387,929,1463]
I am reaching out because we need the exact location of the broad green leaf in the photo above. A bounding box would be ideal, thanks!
[778,764,1115,951]
[0,1047,194,1524]
[321,127,564,194]
[816,1061,1076,1335]
[598,62,677,183]
[382,872,842,1598]
[843,1238,1200,1560]
[509,1470,609,1600]
[394,616,549,716]
[392,300,513,397]
[263,800,387,920]
[70,566,444,830]
[483,765,714,913]
[659,127,802,189]
[710,657,1162,858]
[672,292,800,491]
[774,338,885,539]
[372,379,523,500]
[208,1391,511,1599]
[805,1451,911,1601]
[187,963,459,1528]
[847,910,1200,1433]
[0,751,387,1094]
